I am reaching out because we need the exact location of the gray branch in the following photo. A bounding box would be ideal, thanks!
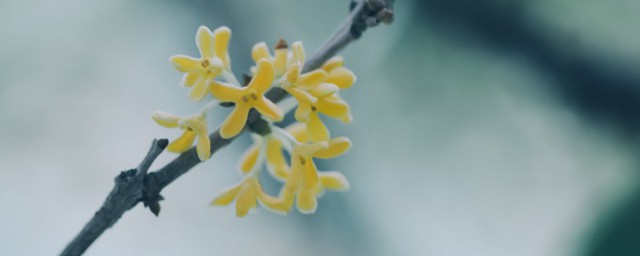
[60,0,395,255]
[61,139,168,256]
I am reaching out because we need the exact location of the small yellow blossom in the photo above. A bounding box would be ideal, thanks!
[279,140,352,214]
[209,59,283,138]
[239,135,289,181]
[170,26,231,101]
[211,176,286,217]
[273,46,356,142]
[159,25,358,217]
[295,93,353,142]
[151,111,211,161]
[239,123,353,180]
[320,56,357,89]
[280,42,334,103]
[252,39,289,76]
[238,123,306,181]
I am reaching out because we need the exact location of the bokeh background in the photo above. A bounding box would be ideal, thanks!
[1,0,640,255]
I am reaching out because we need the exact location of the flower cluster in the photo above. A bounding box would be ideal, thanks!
[152,26,357,217]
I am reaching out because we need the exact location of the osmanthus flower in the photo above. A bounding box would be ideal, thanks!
[238,123,308,181]
[280,42,335,104]
[271,45,356,142]
[239,123,352,182]
[170,26,232,102]
[320,56,357,90]
[278,141,351,214]
[151,111,211,161]
[210,176,285,217]
[156,25,358,217]
[239,135,289,182]
[295,93,353,142]
[208,59,284,138]
[251,39,289,77]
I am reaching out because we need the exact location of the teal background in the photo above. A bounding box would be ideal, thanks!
[1,0,639,255]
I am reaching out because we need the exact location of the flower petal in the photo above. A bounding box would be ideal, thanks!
[307,114,330,142]
[196,127,211,160]
[210,183,241,206]
[285,63,301,85]
[294,141,329,157]
[254,97,283,122]
[291,41,305,65]
[296,188,317,214]
[178,117,209,159]
[314,137,352,159]
[251,42,272,62]
[239,144,259,174]
[274,50,288,76]
[308,83,339,97]
[167,129,196,153]
[236,183,258,217]
[179,115,206,131]
[279,186,296,211]
[326,67,356,89]
[287,150,305,191]
[321,56,344,72]
[213,26,232,69]
[319,171,350,191]
[170,55,202,73]
[297,69,328,88]
[266,137,289,181]
[317,95,351,121]
[209,81,242,102]
[286,122,308,142]
[188,76,210,101]
[248,59,275,94]
[196,26,214,60]
[286,87,317,104]
[257,192,288,215]
[294,103,312,123]
[220,104,250,138]
[301,158,320,189]
[151,111,181,128]
[181,72,200,87]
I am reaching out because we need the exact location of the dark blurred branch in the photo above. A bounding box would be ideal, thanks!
[61,139,167,256]
[60,1,394,255]
[419,0,640,135]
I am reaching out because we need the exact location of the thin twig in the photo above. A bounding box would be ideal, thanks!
[60,1,395,255]
[61,139,168,256]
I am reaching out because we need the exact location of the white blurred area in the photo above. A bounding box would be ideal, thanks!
[0,0,638,256]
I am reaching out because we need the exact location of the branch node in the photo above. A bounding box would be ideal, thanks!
[248,118,272,136]
[142,172,164,216]
[377,8,394,24]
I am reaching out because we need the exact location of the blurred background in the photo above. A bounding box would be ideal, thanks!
[1,0,640,255]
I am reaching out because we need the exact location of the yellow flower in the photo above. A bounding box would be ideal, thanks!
[151,111,211,161]
[320,56,357,89]
[209,59,283,138]
[280,42,335,104]
[294,93,353,142]
[238,135,289,181]
[170,26,232,102]
[210,176,287,217]
[238,123,305,181]
[251,39,289,77]
[271,47,355,142]
[239,123,352,180]
[280,140,352,214]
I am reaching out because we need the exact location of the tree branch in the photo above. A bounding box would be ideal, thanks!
[61,139,168,256]
[60,1,395,255]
